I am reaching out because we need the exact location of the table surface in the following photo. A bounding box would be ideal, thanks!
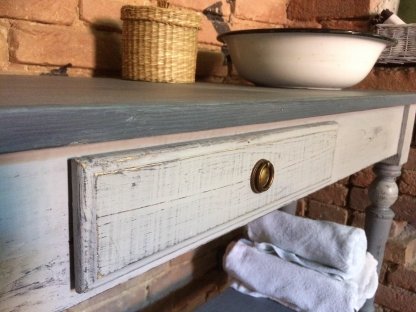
[195,288,294,312]
[2,75,416,154]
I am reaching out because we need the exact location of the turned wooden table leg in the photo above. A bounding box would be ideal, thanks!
[360,163,401,312]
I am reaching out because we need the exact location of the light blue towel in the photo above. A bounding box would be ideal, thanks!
[247,210,368,280]
[225,239,378,312]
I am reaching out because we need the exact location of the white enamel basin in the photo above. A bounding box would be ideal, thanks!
[218,29,395,90]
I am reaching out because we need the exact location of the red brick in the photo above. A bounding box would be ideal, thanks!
[375,284,416,312]
[351,166,375,188]
[351,211,365,229]
[309,183,349,207]
[0,20,9,69]
[169,267,229,312]
[85,228,237,312]
[355,67,416,92]
[198,15,226,46]
[148,228,241,302]
[148,263,194,301]
[167,226,236,267]
[168,248,199,268]
[320,19,370,32]
[1,63,97,77]
[387,262,416,292]
[399,170,416,196]
[285,19,322,29]
[234,0,286,24]
[148,251,219,304]
[171,273,225,312]
[349,214,406,238]
[379,261,390,283]
[349,186,371,212]
[230,16,282,31]
[287,0,372,20]
[390,220,408,238]
[393,195,416,224]
[287,0,315,21]
[337,176,350,186]
[296,198,307,217]
[171,249,219,279]
[67,263,173,312]
[168,0,231,17]
[9,22,121,70]
[307,199,349,224]
[80,0,150,29]
[172,283,216,312]
[403,148,416,170]
[384,226,416,265]
[70,278,148,312]
[0,0,78,25]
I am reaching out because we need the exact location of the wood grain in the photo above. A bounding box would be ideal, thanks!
[72,123,338,292]
[1,75,416,154]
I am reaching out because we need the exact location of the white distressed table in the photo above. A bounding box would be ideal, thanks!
[1,76,416,312]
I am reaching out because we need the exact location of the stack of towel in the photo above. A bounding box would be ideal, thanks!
[224,210,379,312]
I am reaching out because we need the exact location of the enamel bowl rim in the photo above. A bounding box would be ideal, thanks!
[217,28,397,46]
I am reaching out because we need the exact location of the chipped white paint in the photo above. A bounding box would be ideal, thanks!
[330,107,403,179]
[385,104,416,165]
[72,123,338,292]
[0,105,414,312]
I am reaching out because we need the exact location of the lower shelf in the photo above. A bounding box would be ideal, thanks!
[195,288,295,312]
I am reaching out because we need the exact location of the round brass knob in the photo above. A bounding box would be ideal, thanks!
[250,159,275,193]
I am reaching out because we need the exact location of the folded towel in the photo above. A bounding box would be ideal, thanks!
[254,241,344,280]
[247,210,367,278]
[246,243,378,310]
[225,240,378,312]
[354,252,379,309]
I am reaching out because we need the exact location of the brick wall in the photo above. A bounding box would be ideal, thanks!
[1,1,415,312]
[0,0,288,78]
[67,229,242,312]
[0,0,395,78]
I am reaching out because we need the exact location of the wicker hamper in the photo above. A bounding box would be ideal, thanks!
[376,24,416,64]
[121,3,201,83]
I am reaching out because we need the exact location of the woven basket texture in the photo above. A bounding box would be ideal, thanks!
[121,5,201,83]
[376,24,416,64]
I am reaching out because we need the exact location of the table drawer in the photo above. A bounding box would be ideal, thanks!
[71,122,338,292]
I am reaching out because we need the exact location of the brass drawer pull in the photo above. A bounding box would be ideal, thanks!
[251,159,275,193]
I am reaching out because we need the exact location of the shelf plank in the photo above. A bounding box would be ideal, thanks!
[1,75,416,154]
[195,288,295,312]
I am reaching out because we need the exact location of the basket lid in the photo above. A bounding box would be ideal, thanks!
[121,5,201,29]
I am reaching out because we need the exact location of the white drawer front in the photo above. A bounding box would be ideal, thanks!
[72,123,338,292]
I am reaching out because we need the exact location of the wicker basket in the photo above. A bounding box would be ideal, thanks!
[121,4,201,83]
[376,24,416,64]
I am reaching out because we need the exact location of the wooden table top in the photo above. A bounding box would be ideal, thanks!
[1,75,416,154]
